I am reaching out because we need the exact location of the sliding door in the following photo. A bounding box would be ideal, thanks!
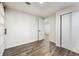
[61,13,72,50]
[61,11,79,53]
[72,11,79,52]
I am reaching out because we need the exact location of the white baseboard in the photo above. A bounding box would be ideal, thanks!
[0,44,5,56]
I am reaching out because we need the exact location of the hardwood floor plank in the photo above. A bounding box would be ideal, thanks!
[50,42,79,56]
[3,40,79,56]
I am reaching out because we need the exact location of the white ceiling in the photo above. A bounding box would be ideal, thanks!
[4,2,76,17]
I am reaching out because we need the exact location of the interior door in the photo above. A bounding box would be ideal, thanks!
[0,3,5,55]
[38,18,44,40]
[61,13,72,50]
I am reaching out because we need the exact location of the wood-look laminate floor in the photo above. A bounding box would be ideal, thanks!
[50,42,79,56]
[3,40,79,56]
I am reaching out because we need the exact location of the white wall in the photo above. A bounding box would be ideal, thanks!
[5,8,43,48]
[0,3,5,55]
[44,14,56,43]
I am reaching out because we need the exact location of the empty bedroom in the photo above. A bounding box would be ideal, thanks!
[0,2,79,56]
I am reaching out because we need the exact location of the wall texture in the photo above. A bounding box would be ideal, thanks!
[5,8,44,48]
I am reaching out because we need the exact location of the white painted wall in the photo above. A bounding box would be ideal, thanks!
[5,8,44,48]
[44,14,56,43]
[0,3,5,56]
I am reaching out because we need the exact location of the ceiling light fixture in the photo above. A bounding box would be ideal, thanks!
[39,2,44,4]
[25,2,31,5]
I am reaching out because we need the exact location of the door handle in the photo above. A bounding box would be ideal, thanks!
[4,28,7,35]
[38,30,40,32]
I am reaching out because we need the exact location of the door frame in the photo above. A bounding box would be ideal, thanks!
[60,12,72,47]
[0,3,5,56]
